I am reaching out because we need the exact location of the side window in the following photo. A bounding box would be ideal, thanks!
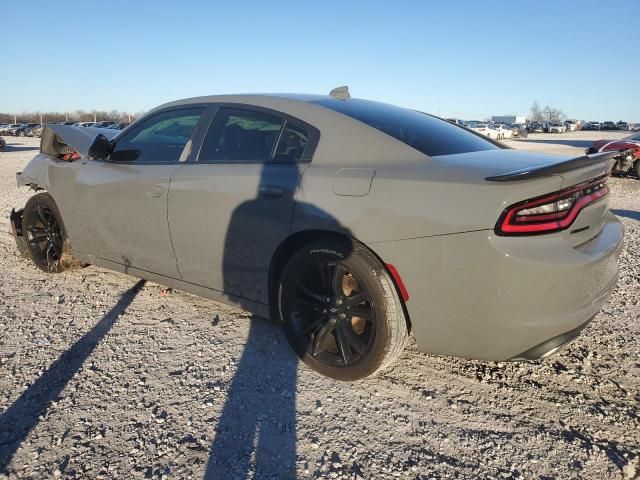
[199,108,283,163]
[111,107,204,164]
[273,123,309,163]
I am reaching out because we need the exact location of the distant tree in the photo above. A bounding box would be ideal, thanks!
[543,105,565,123]
[529,101,544,123]
[0,109,141,124]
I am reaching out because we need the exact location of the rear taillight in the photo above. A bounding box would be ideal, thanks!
[496,176,609,236]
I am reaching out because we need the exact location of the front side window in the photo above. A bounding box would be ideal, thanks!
[111,107,204,164]
[199,108,284,163]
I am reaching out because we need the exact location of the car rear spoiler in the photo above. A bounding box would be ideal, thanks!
[485,151,617,182]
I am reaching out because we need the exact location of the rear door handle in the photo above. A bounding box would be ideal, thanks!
[148,185,164,198]
[258,186,284,200]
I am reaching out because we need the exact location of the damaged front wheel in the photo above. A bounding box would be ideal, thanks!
[21,193,71,273]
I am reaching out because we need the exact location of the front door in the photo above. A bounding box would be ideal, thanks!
[71,107,206,278]
[168,106,315,305]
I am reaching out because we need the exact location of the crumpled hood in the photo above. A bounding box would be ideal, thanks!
[45,124,120,156]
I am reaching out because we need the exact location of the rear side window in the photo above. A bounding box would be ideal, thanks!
[273,124,309,163]
[199,108,283,163]
[314,98,501,156]
[112,107,204,164]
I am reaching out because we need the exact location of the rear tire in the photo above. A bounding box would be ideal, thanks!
[634,160,640,178]
[278,238,408,381]
[22,193,74,273]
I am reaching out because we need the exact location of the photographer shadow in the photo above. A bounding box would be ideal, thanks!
[205,158,352,479]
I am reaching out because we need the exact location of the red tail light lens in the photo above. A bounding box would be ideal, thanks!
[496,176,609,236]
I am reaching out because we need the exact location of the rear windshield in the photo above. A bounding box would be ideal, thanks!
[313,98,501,156]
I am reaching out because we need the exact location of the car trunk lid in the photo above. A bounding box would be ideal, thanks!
[430,149,613,244]
[482,150,614,246]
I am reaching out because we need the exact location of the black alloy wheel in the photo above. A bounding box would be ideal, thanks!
[22,193,68,273]
[286,258,376,367]
[279,239,408,381]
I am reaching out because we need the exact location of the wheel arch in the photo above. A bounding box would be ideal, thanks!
[267,229,412,332]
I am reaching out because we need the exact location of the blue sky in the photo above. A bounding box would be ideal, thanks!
[3,0,639,121]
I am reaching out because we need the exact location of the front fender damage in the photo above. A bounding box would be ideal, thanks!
[17,124,118,191]
[12,124,114,264]
[17,153,52,191]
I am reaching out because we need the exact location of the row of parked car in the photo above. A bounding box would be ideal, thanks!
[0,121,130,138]
[581,121,631,131]
[447,118,637,140]
[520,120,635,134]
[454,121,526,140]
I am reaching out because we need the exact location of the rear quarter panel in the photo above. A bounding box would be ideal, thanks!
[293,151,564,243]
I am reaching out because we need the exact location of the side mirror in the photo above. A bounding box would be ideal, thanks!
[109,149,140,162]
[88,134,113,160]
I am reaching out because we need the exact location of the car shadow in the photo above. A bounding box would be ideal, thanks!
[0,280,145,473]
[204,314,300,479]
[1,144,40,152]
[611,209,640,221]
[206,160,303,479]
[517,138,593,148]
[206,158,353,479]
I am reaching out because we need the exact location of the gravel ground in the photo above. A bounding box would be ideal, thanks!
[0,135,638,480]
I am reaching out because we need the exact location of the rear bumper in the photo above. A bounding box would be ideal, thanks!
[373,211,623,361]
[510,316,595,360]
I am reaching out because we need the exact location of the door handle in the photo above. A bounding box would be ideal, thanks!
[148,185,164,198]
[258,186,284,200]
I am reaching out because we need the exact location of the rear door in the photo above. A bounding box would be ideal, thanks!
[168,105,317,304]
[72,106,206,278]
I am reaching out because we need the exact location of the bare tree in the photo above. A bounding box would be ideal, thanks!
[543,105,565,123]
[529,101,544,123]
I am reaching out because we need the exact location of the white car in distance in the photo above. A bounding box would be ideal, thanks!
[468,123,498,139]
[548,123,567,133]
[495,125,513,140]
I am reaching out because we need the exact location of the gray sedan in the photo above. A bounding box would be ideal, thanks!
[11,90,623,380]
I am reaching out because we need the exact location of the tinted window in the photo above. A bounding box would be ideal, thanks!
[111,107,204,164]
[273,123,308,163]
[314,98,500,156]
[199,108,283,163]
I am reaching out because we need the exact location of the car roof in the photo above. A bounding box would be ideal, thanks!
[157,93,328,109]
